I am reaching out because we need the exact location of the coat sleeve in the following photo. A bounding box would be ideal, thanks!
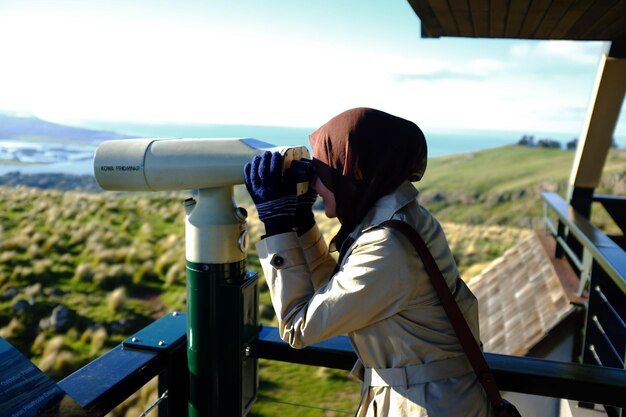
[296,224,337,290]
[256,227,417,348]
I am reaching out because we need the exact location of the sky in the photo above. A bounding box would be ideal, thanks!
[1,0,624,137]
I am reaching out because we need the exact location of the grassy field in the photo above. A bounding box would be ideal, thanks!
[417,145,626,230]
[0,145,624,416]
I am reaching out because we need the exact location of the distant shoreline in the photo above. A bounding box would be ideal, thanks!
[2,121,624,177]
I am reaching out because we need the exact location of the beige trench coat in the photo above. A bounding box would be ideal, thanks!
[257,181,492,417]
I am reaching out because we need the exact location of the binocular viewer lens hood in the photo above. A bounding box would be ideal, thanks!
[93,138,311,192]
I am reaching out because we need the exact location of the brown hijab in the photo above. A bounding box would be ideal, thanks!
[309,107,427,253]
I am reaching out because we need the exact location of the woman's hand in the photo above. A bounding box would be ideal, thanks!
[295,187,318,236]
[244,151,297,236]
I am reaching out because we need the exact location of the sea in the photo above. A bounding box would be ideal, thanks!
[0,121,622,176]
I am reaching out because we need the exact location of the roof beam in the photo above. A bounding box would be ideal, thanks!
[578,0,626,40]
[568,42,626,202]
[490,0,509,37]
[534,0,573,39]
[407,0,444,37]
[565,0,621,39]
[505,0,532,38]
[549,0,595,39]
[470,0,490,37]
[429,1,459,36]
[518,0,552,38]
[450,0,474,36]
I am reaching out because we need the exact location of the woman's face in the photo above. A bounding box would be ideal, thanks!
[312,176,337,218]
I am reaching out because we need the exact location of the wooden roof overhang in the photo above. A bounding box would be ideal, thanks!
[407,0,626,41]
[407,0,626,215]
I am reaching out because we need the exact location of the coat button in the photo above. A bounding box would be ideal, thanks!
[271,255,285,268]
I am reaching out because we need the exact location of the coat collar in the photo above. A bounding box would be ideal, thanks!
[348,181,419,240]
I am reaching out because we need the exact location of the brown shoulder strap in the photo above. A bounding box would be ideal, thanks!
[380,220,506,412]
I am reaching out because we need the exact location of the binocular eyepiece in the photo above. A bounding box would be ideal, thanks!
[284,158,315,196]
[287,159,316,184]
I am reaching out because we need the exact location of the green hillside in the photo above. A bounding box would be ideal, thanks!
[0,144,624,416]
[417,145,626,229]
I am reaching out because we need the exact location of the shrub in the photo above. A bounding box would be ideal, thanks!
[157,234,180,252]
[164,262,185,288]
[95,248,128,264]
[32,259,53,276]
[74,263,94,283]
[26,244,42,259]
[155,251,178,277]
[107,287,127,312]
[0,250,17,264]
[0,317,25,339]
[24,283,42,298]
[91,326,108,354]
[138,223,154,241]
[79,327,93,344]
[93,264,133,290]
[132,261,158,285]
[43,234,66,253]
[31,332,47,355]
[125,242,154,265]
[42,335,65,357]
[65,327,79,342]
[39,350,79,378]
[537,139,561,149]
[11,265,33,280]
[3,235,29,251]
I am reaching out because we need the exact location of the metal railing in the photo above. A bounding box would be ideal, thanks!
[54,316,626,416]
[543,191,626,416]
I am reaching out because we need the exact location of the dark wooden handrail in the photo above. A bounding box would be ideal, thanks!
[59,312,188,416]
[592,194,626,234]
[55,316,626,415]
[58,344,166,416]
[258,326,626,408]
[542,191,626,293]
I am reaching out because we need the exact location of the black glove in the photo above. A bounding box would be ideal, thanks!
[244,151,297,236]
[295,188,317,236]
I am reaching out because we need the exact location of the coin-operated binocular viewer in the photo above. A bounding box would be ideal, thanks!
[94,138,310,417]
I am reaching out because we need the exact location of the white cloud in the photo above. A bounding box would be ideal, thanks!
[508,40,605,65]
[538,40,605,64]
[0,6,608,135]
[465,58,509,75]
[510,43,531,58]
[380,63,599,135]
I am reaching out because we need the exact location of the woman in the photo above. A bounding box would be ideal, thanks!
[244,108,491,416]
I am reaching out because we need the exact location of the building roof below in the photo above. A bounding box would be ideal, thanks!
[468,232,576,356]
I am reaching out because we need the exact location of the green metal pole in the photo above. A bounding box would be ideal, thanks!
[184,187,251,417]
[187,262,217,417]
